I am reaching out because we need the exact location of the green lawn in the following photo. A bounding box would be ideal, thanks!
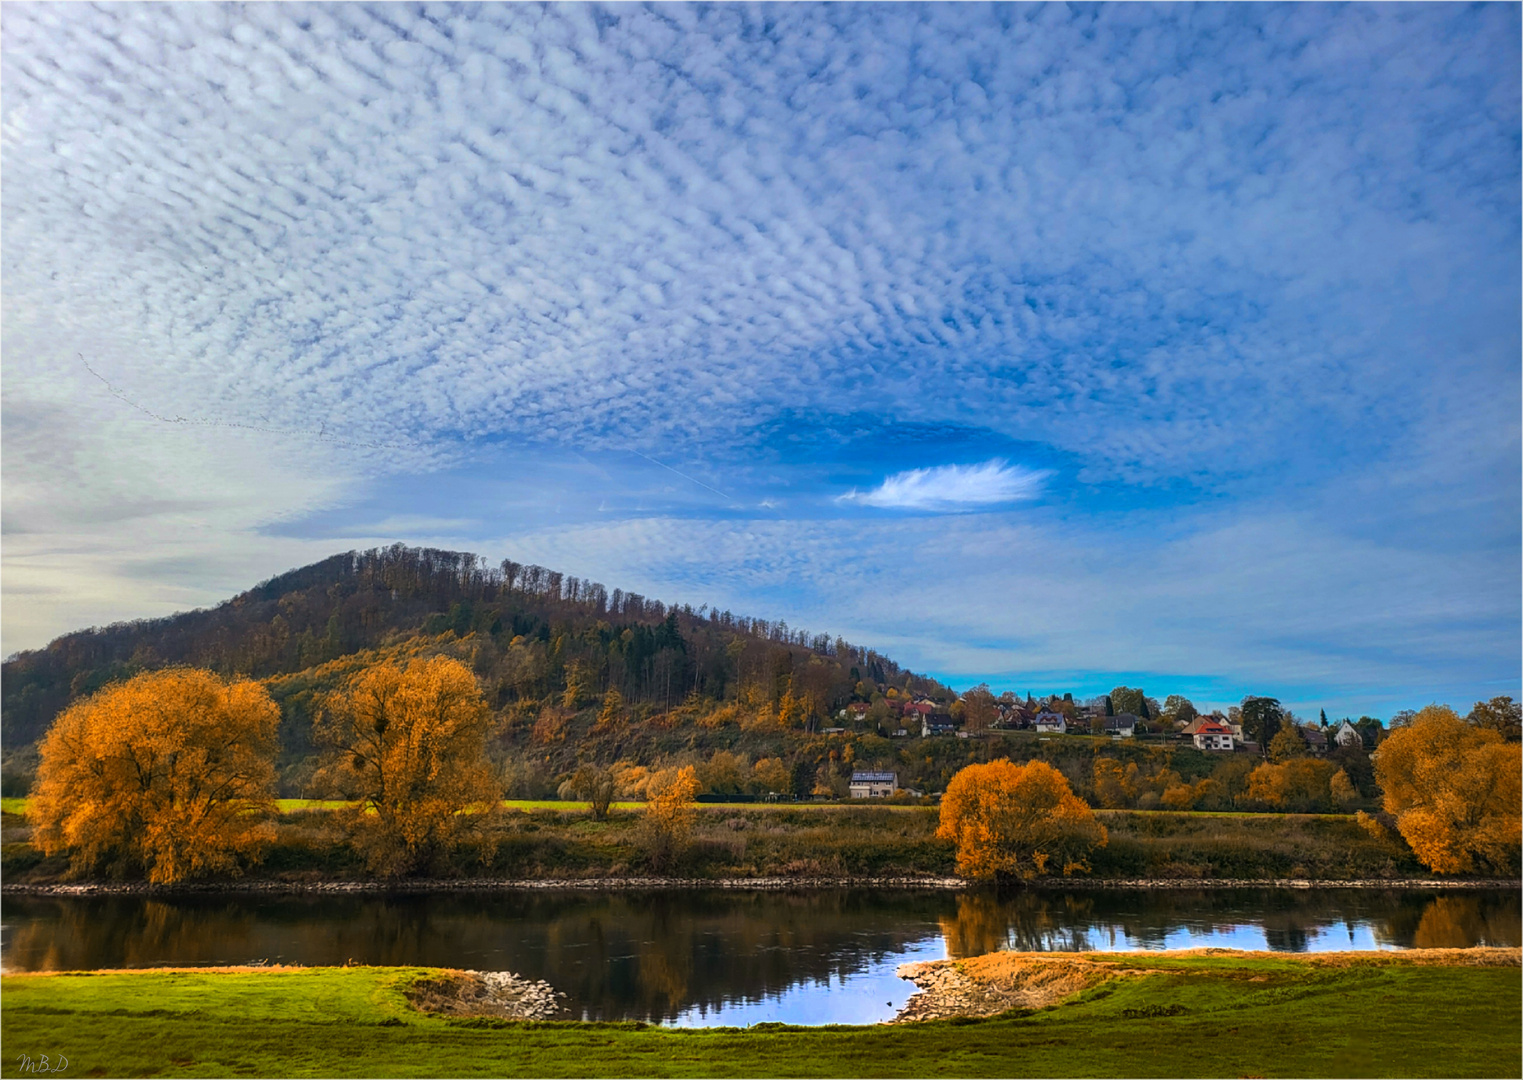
[3,955,1517,1078]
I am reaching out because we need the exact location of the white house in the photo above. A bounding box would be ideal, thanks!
[849,771,899,798]
[1034,711,1067,734]
[1193,720,1235,751]
[922,716,958,737]
[1334,720,1363,749]
[1104,714,1137,738]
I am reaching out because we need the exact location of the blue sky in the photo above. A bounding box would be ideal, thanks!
[3,3,1518,718]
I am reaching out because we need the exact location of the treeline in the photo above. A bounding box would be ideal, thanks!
[2,544,946,753]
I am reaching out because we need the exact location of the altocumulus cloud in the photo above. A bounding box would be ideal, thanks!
[841,461,1049,512]
[0,3,1516,714]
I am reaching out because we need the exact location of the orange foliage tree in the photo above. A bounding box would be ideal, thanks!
[937,759,1107,880]
[1372,705,1521,874]
[1244,758,1338,811]
[31,669,279,883]
[641,764,700,870]
[313,655,501,875]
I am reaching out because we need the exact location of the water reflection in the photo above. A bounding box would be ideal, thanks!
[933,888,1521,957]
[2,888,1516,1025]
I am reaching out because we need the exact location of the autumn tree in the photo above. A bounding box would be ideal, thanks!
[1092,758,1134,809]
[1244,758,1337,811]
[571,763,617,820]
[1469,696,1521,743]
[1329,768,1359,809]
[700,750,746,795]
[1372,705,1521,874]
[937,760,1107,881]
[313,656,501,876]
[561,660,589,709]
[1268,725,1309,762]
[961,684,999,732]
[642,765,700,870]
[750,757,791,795]
[596,688,625,730]
[1162,695,1198,728]
[31,669,279,884]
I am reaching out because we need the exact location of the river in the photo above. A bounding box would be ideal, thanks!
[2,887,1517,1026]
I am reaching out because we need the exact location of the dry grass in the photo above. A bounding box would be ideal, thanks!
[895,953,1143,1020]
[955,952,1132,1006]
[402,971,494,1015]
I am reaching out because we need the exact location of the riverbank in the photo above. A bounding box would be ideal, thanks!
[6,802,1506,887]
[4,951,1518,1077]
[893,946,1522,1022]
[3,875,1517,897]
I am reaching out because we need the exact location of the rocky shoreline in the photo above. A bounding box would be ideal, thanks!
[2,875,1516,897]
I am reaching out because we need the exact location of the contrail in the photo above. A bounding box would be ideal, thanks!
[629,449,736,504]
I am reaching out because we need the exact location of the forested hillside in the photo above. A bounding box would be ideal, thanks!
[3,545,951,795]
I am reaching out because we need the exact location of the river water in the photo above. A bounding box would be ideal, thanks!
[2,887,1517,1026]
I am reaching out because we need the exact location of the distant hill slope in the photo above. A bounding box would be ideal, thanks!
[2,544,945,757]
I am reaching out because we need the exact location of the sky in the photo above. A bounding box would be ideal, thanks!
[3,2,1518,719]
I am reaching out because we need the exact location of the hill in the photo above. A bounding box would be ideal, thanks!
[1,545,952,796]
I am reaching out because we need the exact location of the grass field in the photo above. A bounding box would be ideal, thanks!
[2,796,1352,820]
[3,953,1517,1078]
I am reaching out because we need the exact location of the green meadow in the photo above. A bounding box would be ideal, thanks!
[3,953,1517,1078]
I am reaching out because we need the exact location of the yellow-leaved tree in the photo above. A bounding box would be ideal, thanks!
[1243,758,1338,811]
[1372,705,1521,875]
[31,669,279,883]
[313,656,501,876]
[642,764,700,870]
[937,759,1107,880]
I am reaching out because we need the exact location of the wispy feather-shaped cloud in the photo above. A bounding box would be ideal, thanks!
[840,460,1049,511]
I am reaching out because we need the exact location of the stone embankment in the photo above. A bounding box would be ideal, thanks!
[405,970,566,1020]
[4,875,1516,897]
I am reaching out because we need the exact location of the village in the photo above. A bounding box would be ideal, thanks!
[840,689,1383,799]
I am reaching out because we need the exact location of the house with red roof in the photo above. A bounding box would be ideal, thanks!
[1193,720,1235,752]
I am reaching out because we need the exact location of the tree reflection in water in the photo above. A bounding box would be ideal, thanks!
[3,888,1517,1022]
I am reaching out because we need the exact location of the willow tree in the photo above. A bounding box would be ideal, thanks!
[31,669,279,883]
[937,759,1107,881]
[314,655,501,876]
[1373,705,1521,875]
